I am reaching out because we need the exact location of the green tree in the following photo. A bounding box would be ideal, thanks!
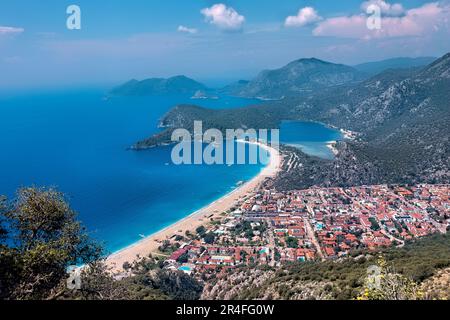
[0,187,102,300]
[196,225,206,236]
[0,187,205,301]
[75,262,132,300]
[203,233,215,244]
[286,236,299,249]
[177,253,189,264]
[369,217,381,231]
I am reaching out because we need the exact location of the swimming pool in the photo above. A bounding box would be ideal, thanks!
[178,265,193,272]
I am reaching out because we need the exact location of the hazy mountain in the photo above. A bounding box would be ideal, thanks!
[354,57,436,76]
[110,75,208,96]
[225,58,365,99]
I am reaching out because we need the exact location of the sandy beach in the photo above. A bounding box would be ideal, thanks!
[106,142,282,271]
[326,141,339,156]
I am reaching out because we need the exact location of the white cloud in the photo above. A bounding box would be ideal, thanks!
[361,0,405,17]
[313,2,450,39]
[285,7,323,27]
[177,25,198,34]
[201,4,245,31]
[0,26,24,35]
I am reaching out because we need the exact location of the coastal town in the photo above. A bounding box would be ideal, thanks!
[158,184,449,276]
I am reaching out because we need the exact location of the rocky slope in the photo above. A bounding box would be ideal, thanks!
[421,267,450,300]
[202,234,450,300]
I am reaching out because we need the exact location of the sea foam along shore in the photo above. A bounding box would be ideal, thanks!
[106,141,282,271]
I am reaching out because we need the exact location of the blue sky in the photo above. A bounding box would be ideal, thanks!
[1,0,449,88]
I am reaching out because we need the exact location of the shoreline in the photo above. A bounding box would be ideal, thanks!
[106,142,282,271]
[326,140,339,156]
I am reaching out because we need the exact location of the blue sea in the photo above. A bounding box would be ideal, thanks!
[280,120,343,159]
[0,89,340,253]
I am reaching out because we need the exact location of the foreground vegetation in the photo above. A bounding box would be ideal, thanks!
[203,234,450,300]
[0,187,202,300]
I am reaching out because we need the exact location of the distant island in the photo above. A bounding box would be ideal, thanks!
[191,90,218,100]
[110,75,208,96]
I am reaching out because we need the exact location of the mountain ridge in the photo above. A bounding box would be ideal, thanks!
[354,57,437,75]
[224,58,365,99]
